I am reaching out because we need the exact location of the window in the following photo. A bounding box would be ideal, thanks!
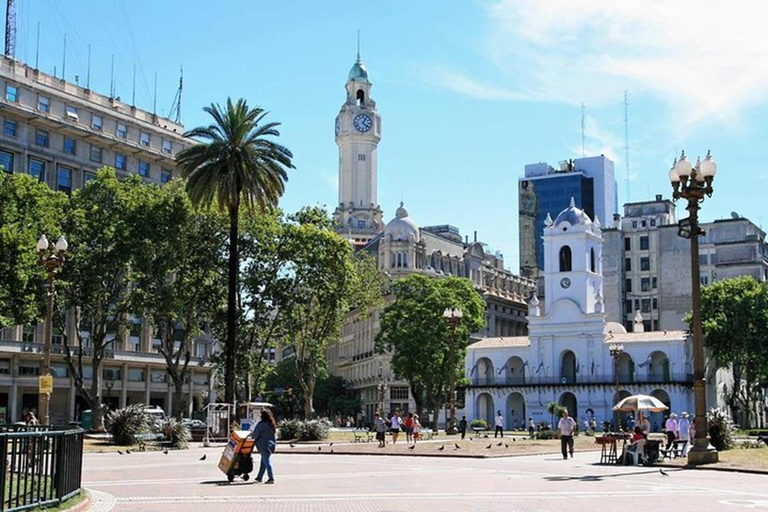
[83,171,96,185]
[162,139,172,154]
[52,327,63,345]
[699,254,709,265]
[161,169,171,183]
[4,119,16,136]
[632,221,637,228]
[103,368,122,381]
[139,131,150,147]
[356,220,365,228]
[128,369,145,382]
[640,257,650,271]
[625,278,632,293]
[641,277,651,292]
[700,274,709,286]
[641,299,651,313]
[35,129,49,146]
[115,153,127,170]
[357,154,366,161]
[652,277,657,289]
[22,325,34,343]
[150,371,166,383]
[90,145,102,163]
[640,236,649,250]
[57,166,72,194]
[624,300,633,314]
[634,299,640,310]
[65,105,79,121]
[19,366,40,376]
[0,360,9,374]
[625,258,632,271]
[590,247,596,272]
[643,320,651,331]
[63,137,76,155]
[0,150,14,173]
[28,159,45,180]
[559,245,572,272]
[51,364,68,378]
[91,114,103,131]
[196,343,207,358]
[116,123,127,138]
[390,387,409,400]
[37,96,50,112]
[641,220,647,227]
[624,237,631,251]
[138,160,150,177]
[5,84,17,102]
[650,219,657,227]
[653,298,658,310]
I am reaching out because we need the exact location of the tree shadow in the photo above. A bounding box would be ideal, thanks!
[545,469,668,482]
[199,480,256,486]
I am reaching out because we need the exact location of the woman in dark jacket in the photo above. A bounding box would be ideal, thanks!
[252,409,277,483]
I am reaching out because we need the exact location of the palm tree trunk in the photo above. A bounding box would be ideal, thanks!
[225,204,239,409]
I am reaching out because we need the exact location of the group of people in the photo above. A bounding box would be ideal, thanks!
[371,411,422,447]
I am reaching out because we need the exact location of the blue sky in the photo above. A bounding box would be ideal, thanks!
[10,0,767,271]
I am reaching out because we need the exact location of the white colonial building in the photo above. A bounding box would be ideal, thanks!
[466,199,721,432]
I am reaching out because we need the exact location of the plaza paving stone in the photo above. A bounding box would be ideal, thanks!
[83,445,768,512]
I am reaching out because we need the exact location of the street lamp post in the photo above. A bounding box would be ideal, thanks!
[36,234,68,427]
[609,343,624,433]
[442,307,463,435]
[669,150,719,465]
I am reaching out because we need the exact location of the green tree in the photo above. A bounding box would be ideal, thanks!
[58,168,144,432]
[697,276,768,428]
[0,172,65,327]
[375,274,485,431]
[130,180,227,418]
[177,98,295,406]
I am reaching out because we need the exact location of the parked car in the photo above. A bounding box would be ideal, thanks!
[182,418,206,429]
[143,406,167,429]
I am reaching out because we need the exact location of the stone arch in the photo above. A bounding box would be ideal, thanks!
[356,89,365,106]
[505,356,525,385]
[475,357,495,386]
[612,389,632,431]
[559,391,578,420]
[506,392,526,430]
[559,245,572,272]
[648,351,670,382]
[560,350,577,384]
[617,352,635,383]
[476,392,494,426]
[649,389,671,433]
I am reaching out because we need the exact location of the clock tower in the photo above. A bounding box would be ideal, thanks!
[333,52,383,246]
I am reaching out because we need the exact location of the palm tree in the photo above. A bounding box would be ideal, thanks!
[176,98,294,406]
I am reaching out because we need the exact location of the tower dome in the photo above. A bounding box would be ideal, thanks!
[384,202,419,242]
[553,197,592,227]
[348,54,369,83]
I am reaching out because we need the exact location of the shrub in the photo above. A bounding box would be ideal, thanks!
[160,417,191,449]
[535,430,559,440]
[737,440,766,450]
[470,419,488,430]
[707,407,736,451]
[107,404,151,446]
[277,418,331,441]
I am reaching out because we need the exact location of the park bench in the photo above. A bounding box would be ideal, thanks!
[354,431,374,443]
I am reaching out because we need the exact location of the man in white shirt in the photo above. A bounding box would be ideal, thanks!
[664,413,679,452]
[557,410,576,459]
[494,411,504,438]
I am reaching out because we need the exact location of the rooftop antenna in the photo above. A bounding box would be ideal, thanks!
[132,63,136,106]
[34,21,39,69]
[357,29,361,60]
[624,90,631,204]
[4,0,16,58]
[168,64,183,123]
[109,54,115,98]
[62,34,67,81]
[86,44,91,89]
[153,72,157,115]
[581,102,586,158]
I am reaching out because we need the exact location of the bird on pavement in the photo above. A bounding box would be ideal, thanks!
[163,449,169,455]
[469,437,473,441]
[660,468,669,476]
[290,443,296,448]
[497,442,503,447]
[454,443,461,450]
[199,454,206,461]
[486,444,492,449]
[117,450,124,455]
[438,445,445,451]
[318,446,322,451]
[505,443,510,448]
[330,442,334,447]
[513,438,516,442]
[125,450,132,454]
[408,445,416,451]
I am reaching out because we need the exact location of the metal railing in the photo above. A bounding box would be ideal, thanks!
[468,373,693,387]
[0,426,84,511]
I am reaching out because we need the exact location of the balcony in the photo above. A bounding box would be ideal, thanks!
[468,373,693,387]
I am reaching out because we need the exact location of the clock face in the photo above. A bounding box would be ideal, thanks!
[354,114,372,133]
[560,277,571,289]
[335,117,340,136]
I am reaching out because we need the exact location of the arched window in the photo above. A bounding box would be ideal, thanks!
[590,247,596,272]
[559,245,572,272]
[356,89,365,106]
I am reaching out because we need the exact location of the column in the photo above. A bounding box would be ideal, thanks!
[9,355,18,422]
[144,364,151,405]
[188,371,194,417]
[68,377,76,422]
[120,363,128,408]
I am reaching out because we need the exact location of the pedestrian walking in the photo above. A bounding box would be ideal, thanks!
[412,414,421,442]
[528,417,535,438]
[664,413,679,452]
[558,410,576,460]
[390,411,402,444]
[458,416,468,440]
[678,412,691,454]
[252,409,277,484]
[404,413,414,443]
[373,412,387,448]
[494,411,504,438]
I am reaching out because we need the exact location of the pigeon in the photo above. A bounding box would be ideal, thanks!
[438,445,445,451]
[660,468,669,476]
[125,450,131,454]
[505,443,510,448]
[469,437,473,441]
[408,445,416,450]
[513,438,516,442]
[497,442,503,447]
[454,443,461,450]
[331,448,334,454]
[329,442,334,447]
[117,450,124,455]
[318,446,322,451]
[758,435,768,447]
[290,443,296,448]
[163,449,169,455]
[199,454,206,461]
[486,444,492,449]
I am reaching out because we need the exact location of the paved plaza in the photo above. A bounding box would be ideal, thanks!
[82,444,768,512]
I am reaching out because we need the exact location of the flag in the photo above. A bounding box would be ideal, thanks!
[591,361,595,375]
[535,362,544,374]
[638,359,650,368]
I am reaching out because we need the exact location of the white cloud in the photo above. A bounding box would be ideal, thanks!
[436,0,768,134]
[322,172,338,190]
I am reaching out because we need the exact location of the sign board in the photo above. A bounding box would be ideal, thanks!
[39,374,53,394]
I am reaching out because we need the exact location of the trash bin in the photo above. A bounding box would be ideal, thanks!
[80,410,92,431]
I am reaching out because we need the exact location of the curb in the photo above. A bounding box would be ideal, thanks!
[59,491,91,512]
[656,462,768,476]
[279,448,601,459]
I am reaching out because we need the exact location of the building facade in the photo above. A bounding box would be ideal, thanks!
[519,156,617,282]
[467,200,715,431]
[0,55,213,424]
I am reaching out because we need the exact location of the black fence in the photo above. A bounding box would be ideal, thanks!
[0,426,84,512]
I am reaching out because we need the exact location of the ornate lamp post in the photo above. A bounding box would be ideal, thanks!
[609,343,624,433]
[442,307,463,434]
[36,234,68,426]
[669,150,719,464]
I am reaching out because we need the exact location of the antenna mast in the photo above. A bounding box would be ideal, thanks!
[4,0,16,58]
[581,102,586,158]
[624,90,631,203]
[168,65,183,123]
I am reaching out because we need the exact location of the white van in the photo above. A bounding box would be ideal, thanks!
[143,406,166,428]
